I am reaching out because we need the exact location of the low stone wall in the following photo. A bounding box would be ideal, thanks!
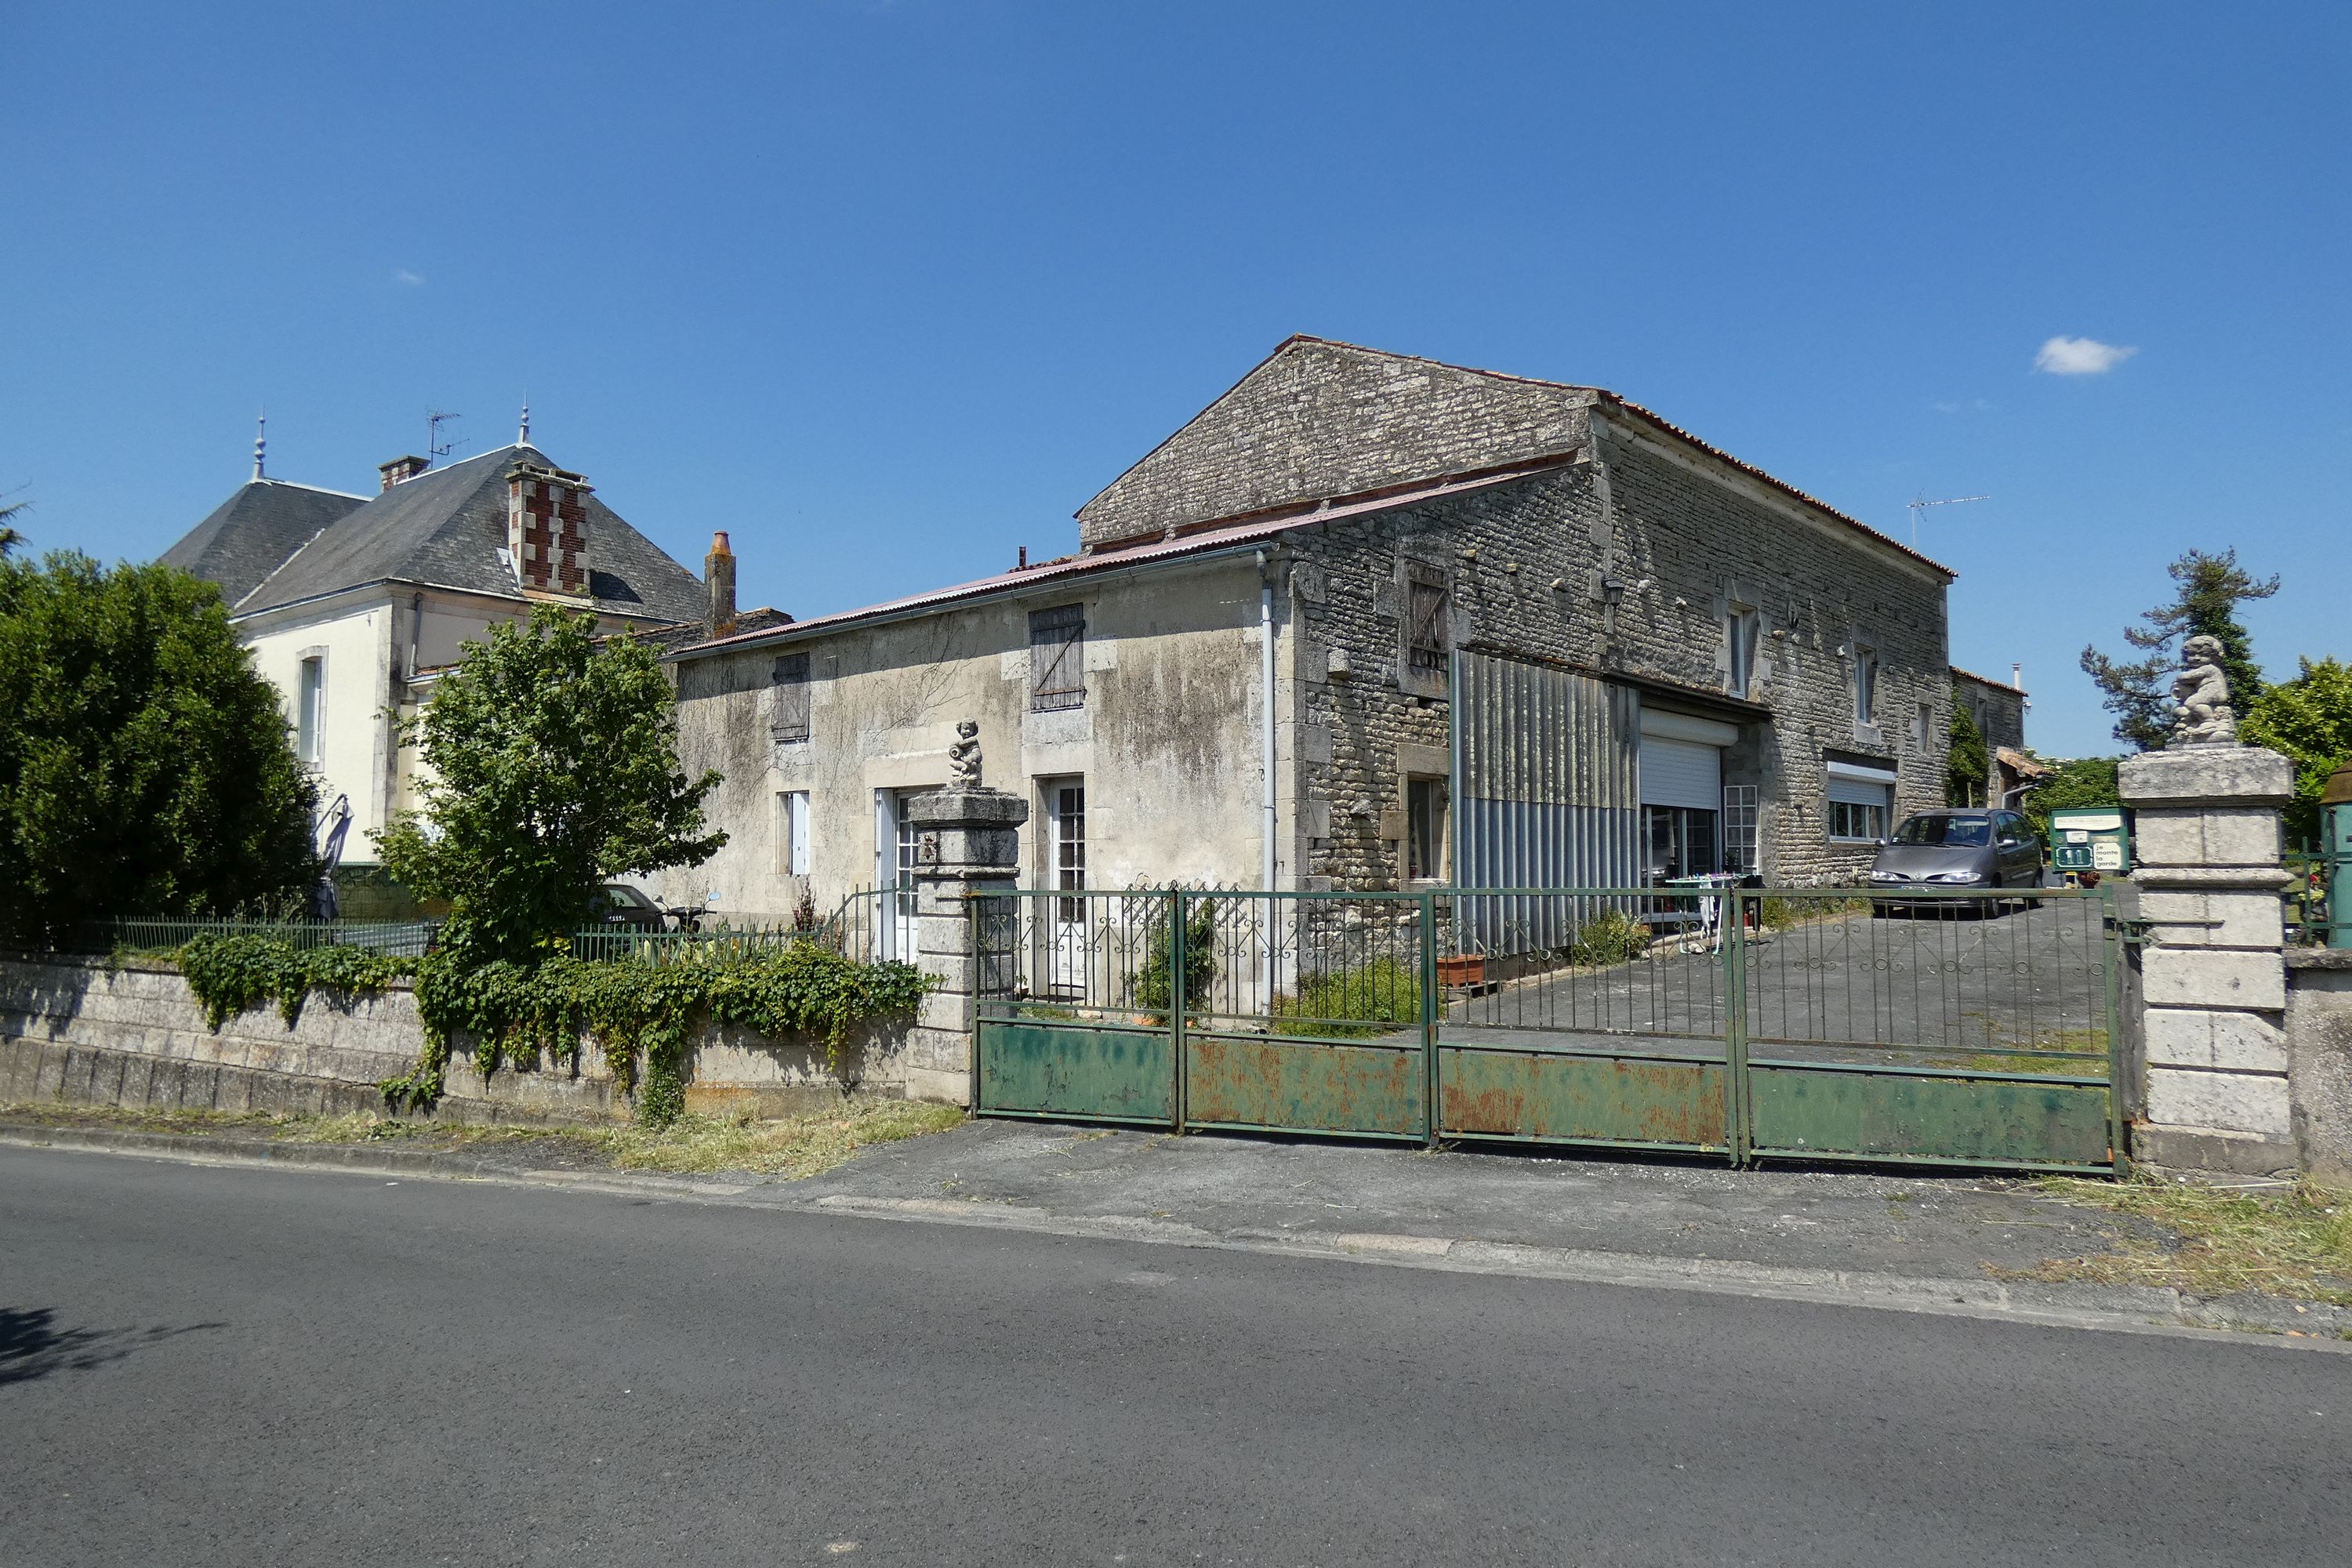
[0,956,915,1126]
[2285,950,2352,1184]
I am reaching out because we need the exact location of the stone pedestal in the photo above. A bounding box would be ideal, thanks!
[901,786,1027,1105]
[2119,745,2296,1174]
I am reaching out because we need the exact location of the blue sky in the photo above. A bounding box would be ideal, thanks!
[4,1,2345,756]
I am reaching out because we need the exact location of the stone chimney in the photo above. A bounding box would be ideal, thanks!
[378,455,431,491]
[706,532,737,637]
[504,460,593,597]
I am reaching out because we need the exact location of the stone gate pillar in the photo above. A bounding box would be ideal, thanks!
[2118,746,2296,1174]
[902,786,1027,1105]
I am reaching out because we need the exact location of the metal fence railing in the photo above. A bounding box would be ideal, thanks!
[568,888,897,965]
[100,917,442,959]
[971,883,2125,1173]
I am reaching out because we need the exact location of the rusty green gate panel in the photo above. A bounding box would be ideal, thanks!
[975,1020,1172,1126]
[1183,1032,1425,1140]
[1439,1047,1730,1153]
[1744,1063,2114,1172]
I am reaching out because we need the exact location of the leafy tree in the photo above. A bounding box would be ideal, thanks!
[1945,688,1988,806]
[0,552,318,946]
[0,490,25,557]
[376,604,725,961]
[2080,548,2278,750]
[2018,755,2122,843]
[2241,657,2352,844]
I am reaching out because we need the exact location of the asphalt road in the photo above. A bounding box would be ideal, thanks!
[6,1145,2347,1567]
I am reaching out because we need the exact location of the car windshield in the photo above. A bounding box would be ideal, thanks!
[1891,815,1992,848]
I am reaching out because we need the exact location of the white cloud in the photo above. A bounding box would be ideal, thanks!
[394,268,426,286]
[2034,335,2136,376]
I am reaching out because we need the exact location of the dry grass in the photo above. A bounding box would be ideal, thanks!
[2009,1171,2352,1306]
[1931,1025,2111,1078]
[1,1098,967,1180]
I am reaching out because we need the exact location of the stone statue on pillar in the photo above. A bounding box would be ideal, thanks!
[947,719,983,788]
[2168,634,2238,748]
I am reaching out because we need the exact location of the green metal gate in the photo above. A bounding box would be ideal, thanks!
[972,884,2123,1175]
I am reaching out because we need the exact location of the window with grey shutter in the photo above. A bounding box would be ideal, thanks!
[1029,604,1085,712]
[1405,566,1449,674]
[771,652,810,742]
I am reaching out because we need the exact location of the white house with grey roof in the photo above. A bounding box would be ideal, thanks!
[162,429,711,867]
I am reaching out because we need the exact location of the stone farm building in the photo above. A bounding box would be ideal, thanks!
[162,423,713,873]
[658,336,2027,936]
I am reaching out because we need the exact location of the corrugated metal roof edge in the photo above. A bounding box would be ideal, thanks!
[666,457,1579,662]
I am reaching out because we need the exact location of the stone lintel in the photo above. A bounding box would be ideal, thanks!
[2132,866,2296,892]
[2118,745,2292,808]
[908,787,1031,832]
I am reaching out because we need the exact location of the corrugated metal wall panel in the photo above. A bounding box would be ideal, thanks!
[1451,650,1641,955]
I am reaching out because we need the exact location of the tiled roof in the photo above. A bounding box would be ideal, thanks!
[160,479,368,607]
[230,444,705,622]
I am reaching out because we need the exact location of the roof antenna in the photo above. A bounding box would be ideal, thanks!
[252,410,267,481]
[426,409,465,467]
[1905,492,1989,549]
[517,397,531,448]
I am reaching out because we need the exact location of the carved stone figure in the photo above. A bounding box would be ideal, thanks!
[2169,633,2238,746]
[947,719,983,787]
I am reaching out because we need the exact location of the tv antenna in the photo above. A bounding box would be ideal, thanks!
[1907,492,1989,549]
[426,409,466,466]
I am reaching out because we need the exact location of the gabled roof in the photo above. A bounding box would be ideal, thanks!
[160,479,368,607]
[229,443,706,622]
[1079,335,1951,577]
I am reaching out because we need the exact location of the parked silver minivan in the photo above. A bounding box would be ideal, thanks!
[1867,809,2044,913]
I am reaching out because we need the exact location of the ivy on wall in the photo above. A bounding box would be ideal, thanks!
[176,933,928,1129]
[176,933,412,1031]
[386,943,928,1127]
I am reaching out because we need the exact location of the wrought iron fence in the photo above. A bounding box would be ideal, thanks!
[100,917,441,959]
[568,888,897,965]
[971,881,2125,1173]
[2283,848,2328,946]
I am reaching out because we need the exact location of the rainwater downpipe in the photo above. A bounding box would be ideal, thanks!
[405,592,423,684]
[1257,550,1277,893]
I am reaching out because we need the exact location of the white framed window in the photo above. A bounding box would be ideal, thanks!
[778,790,811,877]
[1853,643,1879,726]
[1726,605,1760,698]
[1827,761,1896,843]
[295,654,326,764]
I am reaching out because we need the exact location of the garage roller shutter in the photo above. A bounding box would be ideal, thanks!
[1641,737,1722,811]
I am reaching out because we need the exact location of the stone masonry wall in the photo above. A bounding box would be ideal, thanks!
[1077,338,1595,550]
[1283,420,1950,890]
[0,956,910,1125]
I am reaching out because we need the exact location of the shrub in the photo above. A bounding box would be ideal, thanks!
[177,934,412,1030]
[1568,909,1650,966]
[1131,897,1218,1020]
[1274,956,1422,1039]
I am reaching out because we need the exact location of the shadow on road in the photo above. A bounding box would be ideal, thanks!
[0,1306,224,1388]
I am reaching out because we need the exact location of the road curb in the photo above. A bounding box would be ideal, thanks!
[9,1123,2349,1350]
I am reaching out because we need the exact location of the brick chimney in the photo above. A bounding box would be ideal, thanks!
[504,460,593,597]
[706,532,736,637]
[378,455,431,490]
